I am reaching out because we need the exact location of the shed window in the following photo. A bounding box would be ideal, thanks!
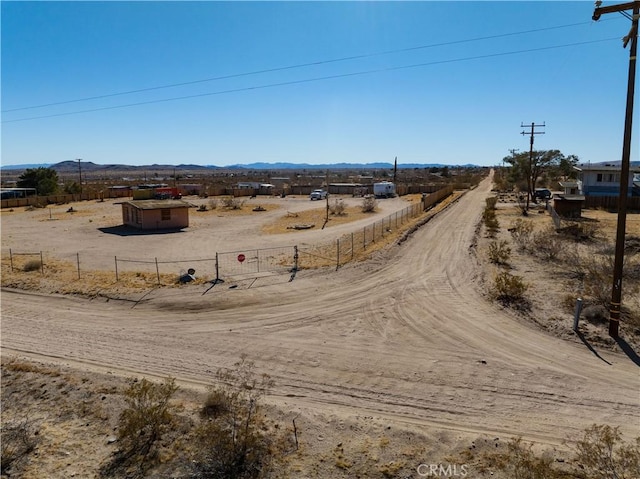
[161,209,171,221]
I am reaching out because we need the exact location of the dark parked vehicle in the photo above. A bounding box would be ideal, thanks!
[533,188,552,201]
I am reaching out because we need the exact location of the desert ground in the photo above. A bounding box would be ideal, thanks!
[1,175,639,478]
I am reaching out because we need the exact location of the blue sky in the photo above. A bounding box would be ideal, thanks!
[1,1,638,167]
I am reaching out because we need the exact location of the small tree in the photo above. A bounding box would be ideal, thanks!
[17,167,59,196]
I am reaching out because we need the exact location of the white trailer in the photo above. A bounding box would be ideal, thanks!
[373,181,396,198]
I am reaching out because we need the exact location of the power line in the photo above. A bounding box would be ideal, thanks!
[2,37,619,124]
[1,20,603,113]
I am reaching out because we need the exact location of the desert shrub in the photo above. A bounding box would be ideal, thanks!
[221,197,244,210]
[190,357,283,479]
[481,425,640,479]
[582,253,614,306]
[197,204,208,212]
[492,271,528,307]
[501,437,567,479]
[208,198,218,210]
[1,416,40,475]
[574,424,640,479]
[22,260,42,272]
[485,196,498,210]
[488,240,511,265]
[101,377,179,477]
[483,208,500,236]
[361,196,377,213]
[557,221,601,242]
[531,227,562,261]
[582,305,609,325]
[509,219,534,251]
[329,199,346,216]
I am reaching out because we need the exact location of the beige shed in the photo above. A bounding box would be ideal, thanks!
[120,199,190,230]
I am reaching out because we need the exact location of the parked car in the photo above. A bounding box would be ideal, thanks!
[533,188,552,201]
[310,189,328,200]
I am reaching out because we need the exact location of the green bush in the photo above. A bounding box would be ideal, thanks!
[492,271,528,307]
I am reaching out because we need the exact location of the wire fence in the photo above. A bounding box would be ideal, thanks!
[2,187,455,285]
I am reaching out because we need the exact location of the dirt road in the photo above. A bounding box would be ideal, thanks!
[2,176,638,446]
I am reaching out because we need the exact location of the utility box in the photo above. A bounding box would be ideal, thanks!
[373,181,396,198]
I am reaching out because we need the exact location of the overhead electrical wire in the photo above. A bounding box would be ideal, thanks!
[2,20,601,114]
[2,37,619,124]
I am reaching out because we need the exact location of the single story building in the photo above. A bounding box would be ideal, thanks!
[553,182,584,218]
[574,163,640,197]
[120,199,191,230]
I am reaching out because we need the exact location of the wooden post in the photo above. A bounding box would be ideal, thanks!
[40,251,44,275]
[77,252,80,279]
[336,239,340,270]
[115,256,119,282]
[155,257,160,285]
[9,248,13,272]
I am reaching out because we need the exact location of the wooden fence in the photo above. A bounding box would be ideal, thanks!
[583,195,640,211]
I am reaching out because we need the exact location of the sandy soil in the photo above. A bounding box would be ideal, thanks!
[2,177,639,477]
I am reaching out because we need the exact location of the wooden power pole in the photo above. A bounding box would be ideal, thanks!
[592,0,639,338]
[520,122,545,210]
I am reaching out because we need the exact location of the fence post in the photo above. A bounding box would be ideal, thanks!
[115,256,119,282]
[351,232,354,261]
[256,249,260,273]
[77,252,80,280]
[215,252,220,282]
[293,245,298,271]
[9,248,13,272]
[573,298,583,332]
[155,257,160,285]
[40,251,44,276]
[363,226,366,250]
[336,239,340,270]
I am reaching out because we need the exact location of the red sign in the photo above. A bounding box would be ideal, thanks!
[237,254,246,263]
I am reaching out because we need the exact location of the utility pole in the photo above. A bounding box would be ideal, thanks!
[520,122,545,210]
[77,158,83,195]
[592,0,639,338]
[393,156,397,184]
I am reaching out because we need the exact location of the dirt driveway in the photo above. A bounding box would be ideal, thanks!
[1,177,638,447]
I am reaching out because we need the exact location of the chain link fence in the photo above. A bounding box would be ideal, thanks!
[2,187,456,284]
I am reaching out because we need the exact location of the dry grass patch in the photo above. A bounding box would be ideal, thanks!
[1,256,209,297]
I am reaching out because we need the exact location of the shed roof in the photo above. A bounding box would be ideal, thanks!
[121,200,191,210]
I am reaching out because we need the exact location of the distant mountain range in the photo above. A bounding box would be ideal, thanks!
[1,161,479,171]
